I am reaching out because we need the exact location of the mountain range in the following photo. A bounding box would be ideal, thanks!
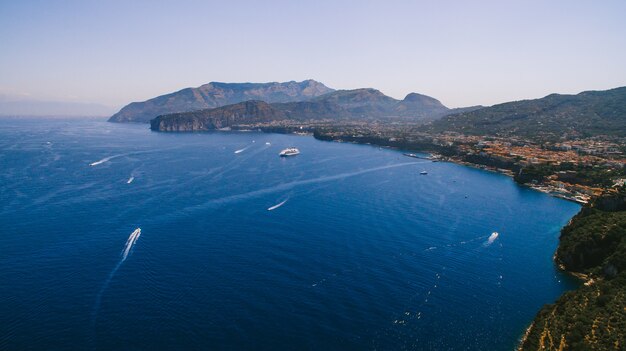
[149,88,481,132]
[111,80,626,140]
[109,80,334,123]
[110,80,478,126]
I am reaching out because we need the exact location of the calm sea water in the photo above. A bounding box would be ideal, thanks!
[0,117,581,350]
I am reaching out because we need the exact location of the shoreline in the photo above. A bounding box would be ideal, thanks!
[315,136,589,205]
[147,126,596,349]
[308,134,592,350]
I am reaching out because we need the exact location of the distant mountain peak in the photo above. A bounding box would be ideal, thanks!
[403,92,440,103]
[109,80,334,123]
[149,86,474,132]
[110,80,478,126]
[313,88,396,104]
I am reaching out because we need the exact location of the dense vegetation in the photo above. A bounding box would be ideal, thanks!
[514,163,626,188]
[520,190,626,351]
[520,275,626,350]
[557,208,626,276]
[425,87,626,140]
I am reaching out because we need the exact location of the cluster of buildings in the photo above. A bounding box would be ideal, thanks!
[430,133,625,203]
[235,120,626,203]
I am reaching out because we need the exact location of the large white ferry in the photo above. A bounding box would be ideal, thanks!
[279,147,300,157]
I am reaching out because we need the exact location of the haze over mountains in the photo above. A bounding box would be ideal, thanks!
[108,79,626,139]
[109,80,334,123]
[149,89,479,132]
[0,99,115,117]
[109,80,479,126]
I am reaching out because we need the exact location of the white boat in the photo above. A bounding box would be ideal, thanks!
[420,171,428,175]
[279,147,300,157]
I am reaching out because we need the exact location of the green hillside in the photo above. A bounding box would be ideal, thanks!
[426,87,626,140]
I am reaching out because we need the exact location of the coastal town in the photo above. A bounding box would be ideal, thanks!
[233,119,626,204]
[430,133,625,204]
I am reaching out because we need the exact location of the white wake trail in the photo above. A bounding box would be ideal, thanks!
[177,161,427,217]
[122,228,142,260]
[267,198,288,211]
[89,147,182,167]
[92,228,142,329]
[89,154,125,166]
[234,146,252,154]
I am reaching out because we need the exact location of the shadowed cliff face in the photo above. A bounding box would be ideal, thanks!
[149,99,348,132]
[111,80,480,126]
[148,87,474,131]
[150,100,284,132]
[110,80,334,123]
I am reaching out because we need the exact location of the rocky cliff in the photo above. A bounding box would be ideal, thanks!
[519,190,626,350]
[150,100,284,132]
[148,87,478,131]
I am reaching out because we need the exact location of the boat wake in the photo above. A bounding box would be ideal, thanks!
[174,161,427,217]
[423,234,489,252]
[89,148,177,167]
[92,228,142,328]
[484,232,499,246]
[122,228,142,260]
[267,198,288,211]
[380,232,504,344]
[373,269,445,347]
[234,146,252,154]
[89,154,126,166]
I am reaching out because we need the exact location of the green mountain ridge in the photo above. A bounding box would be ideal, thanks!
[423,86,626,140]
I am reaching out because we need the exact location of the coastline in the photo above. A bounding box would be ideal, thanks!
[306,132,596,350]
[6,119,587,350]
[312,134,589,205]
[147,126,618,349]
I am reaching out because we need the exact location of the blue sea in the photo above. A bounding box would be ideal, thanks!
[0,117,581,350]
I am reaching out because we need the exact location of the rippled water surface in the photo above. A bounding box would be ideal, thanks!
[0,117,581,350]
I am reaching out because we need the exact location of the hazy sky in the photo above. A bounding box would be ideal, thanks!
[1,0,625,110]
